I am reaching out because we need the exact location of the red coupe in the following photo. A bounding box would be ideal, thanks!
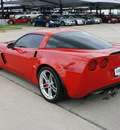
[96,15,118,23]
[0,28,120,103]
[7,16,32,25]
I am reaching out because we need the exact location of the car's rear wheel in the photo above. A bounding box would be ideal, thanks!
[9,20,14,25]
[108,20,112,23]
[38,67,63,103]
[61,21,65,26]
[32,22,36,26]
[26,20,31,24]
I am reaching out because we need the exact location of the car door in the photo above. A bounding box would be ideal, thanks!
[4,34,44,80]
[40,16,47,26]
[16,16,23,23]
[21,16,27,23]
[36,15,43,25]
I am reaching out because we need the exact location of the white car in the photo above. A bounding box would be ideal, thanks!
[26,11,41,18]
[14,12,41,19]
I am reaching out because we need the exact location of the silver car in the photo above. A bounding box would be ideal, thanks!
[64,15,86,25]
[51,15,75,26]
[88,15,102,24]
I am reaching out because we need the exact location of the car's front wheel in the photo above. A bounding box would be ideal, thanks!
[38,67,63,103]
[74,20,78,25]
[61,21,65,26]
[9,20,14,25]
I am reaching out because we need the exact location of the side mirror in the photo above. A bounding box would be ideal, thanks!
[7,43,14,49]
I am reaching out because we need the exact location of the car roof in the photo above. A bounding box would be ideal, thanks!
[29,28,82,35]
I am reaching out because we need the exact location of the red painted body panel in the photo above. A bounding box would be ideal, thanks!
[1,28,120,98]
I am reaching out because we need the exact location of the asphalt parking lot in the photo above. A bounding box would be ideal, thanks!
[1,23,120,130]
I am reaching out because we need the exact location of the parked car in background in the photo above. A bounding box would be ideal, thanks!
[15,11,41,19]
[26,11,41,18]
[31,15,60,27]
[64,15,86,25]
[7,16,32,25]
[96,15,118,23]
[87,15,102,24]
[51,15,75,26]
[76,15,95,24]
[111,15,120,22]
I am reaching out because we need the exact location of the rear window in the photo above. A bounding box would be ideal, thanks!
[46,31,113,50]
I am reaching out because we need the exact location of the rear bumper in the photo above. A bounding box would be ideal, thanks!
[50,23,60,26]
[86,21,94,24]
[65,54,120,99]
[111,19,118,23]
[83,82,120,98]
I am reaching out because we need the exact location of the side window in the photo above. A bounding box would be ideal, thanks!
[15,34,44,48]
[46,32,113,49]
[32,12,37,14]
[38,16,42,19]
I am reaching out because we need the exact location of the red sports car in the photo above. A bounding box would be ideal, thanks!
[0,28,120,103]
[7,16,32,25]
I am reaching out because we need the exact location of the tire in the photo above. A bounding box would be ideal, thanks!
[75,20,78,25]
[46,22,50,27]
[9,20,14,25]
[108,20,112,23]
[61,21,65,26]
[26,20,31,24]
[38,67,63,103]
[32,22,36,26]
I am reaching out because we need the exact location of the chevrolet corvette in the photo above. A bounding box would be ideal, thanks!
[0,28,120,103]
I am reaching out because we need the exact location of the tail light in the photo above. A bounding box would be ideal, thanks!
[100,58,108,69]
[88,60,97,71]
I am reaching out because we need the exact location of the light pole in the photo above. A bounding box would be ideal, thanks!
[1,0,4,19]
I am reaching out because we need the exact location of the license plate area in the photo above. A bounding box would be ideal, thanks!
[114,67,120,77]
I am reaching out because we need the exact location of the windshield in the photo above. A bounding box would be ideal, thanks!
[88,15,96,18]
[71,15,79,18]
[59,15,67,19]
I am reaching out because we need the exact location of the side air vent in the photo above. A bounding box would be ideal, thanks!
[1,53,6,64]
[34,51,37,57]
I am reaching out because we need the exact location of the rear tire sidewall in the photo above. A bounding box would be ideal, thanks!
[38,67,63,103]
